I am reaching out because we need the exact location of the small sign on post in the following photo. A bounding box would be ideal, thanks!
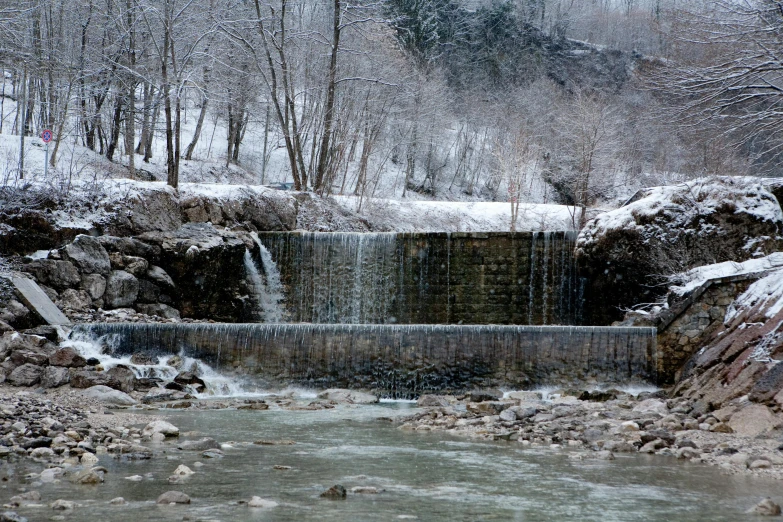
[41,129,52,179]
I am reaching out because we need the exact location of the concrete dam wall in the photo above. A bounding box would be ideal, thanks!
[254,231,586,325]
[73,323,657,397]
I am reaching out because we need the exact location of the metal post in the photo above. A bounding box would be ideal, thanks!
[44,143,48,179]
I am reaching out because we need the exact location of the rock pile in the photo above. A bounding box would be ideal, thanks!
[18,234,180,322]
[402,389,783,478]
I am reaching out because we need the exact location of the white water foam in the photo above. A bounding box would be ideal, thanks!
[62,333,246,397]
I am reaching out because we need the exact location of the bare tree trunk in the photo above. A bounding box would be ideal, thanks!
[184,94,208,160]
[162,2,176,188]
[50,79,73,168]
[136,82,152,154]
[18,67,27,179]
[126,0,136,179]
[261,104,270,183]
[313,0,341,193]
[106,94,122,161]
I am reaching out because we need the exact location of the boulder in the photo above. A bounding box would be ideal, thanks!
[69,468,105,485]
[416,394,451,407]
[24,259,80,289]
[10,349,50,367]
[97,235,161,258]
[130,353,158,365]
[137,280,161,303]
[55,289,92,311]
[728,404,779,438]
[40,366,70,388]
[156,491,190,505]
[142,420,180,438]
[136,303,180,319]
[106,365,136,393]
[63,235,111,275]
[146,266,175,288]
[177,437,220,451]
[505,391,543,401]
[104,270,139,309]
[8,364,43,386]
[82,385,137,406]
[632,399,669,415]
[320,485,347,500]
[69,370,120,390]
[109,253,149,277]
[22,325,59,342]
[137,223,248,321]
[749,363,783,404]
[317,389,379,404]
[80,274,106,300]
[747,498,782,516]
[173,371,205,388]
[466,389,503,402]
[49,347,87,368]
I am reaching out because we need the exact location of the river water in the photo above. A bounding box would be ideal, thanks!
[1,400,781,521]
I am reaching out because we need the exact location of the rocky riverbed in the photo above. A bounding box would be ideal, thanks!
[399,388,783,483]
[0,383,782,521]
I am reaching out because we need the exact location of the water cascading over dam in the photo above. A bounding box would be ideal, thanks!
[73,231,658,395]
[256,231,584,325]
[72,323,657,398]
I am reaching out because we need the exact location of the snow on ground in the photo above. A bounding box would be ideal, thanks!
[670,253,783,296]
[332,196,579,232]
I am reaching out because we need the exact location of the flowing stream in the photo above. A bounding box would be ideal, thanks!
[0,401,779,522]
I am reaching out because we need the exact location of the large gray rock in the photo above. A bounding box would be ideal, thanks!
[106,365,136,393]
[177,437,220,451]
[97,235,161,258]
[40,366,70,388]
[746,498,782,516]
[728,404,778,438]
[8,364,44,386]
[136,303,180,319]
[156,491,190,505]
[142,420,180,437]
[137,223,248,321]
[109,253,149,277]
[24,260,80,289]
[317,389,379,404]
[55,289,91,311]
[49,347,87,367]
[137,280,161,303]
[104,270,139,309]
[63,235,111,275]
[81,385,137,406]
[146,266,175,288]
[80,274,106,300]
[69,370,120,390]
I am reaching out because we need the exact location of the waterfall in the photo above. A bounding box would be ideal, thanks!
[258,231,585,325]
[243,235,286,323]
[251,232,286,323]
[73,323,658,399]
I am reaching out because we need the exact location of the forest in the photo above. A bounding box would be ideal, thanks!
[0,0,781,223]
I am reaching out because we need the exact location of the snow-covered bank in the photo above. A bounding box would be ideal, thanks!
[331,195,578,232]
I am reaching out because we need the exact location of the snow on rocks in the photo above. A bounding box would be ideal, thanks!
[575,177,783,323]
